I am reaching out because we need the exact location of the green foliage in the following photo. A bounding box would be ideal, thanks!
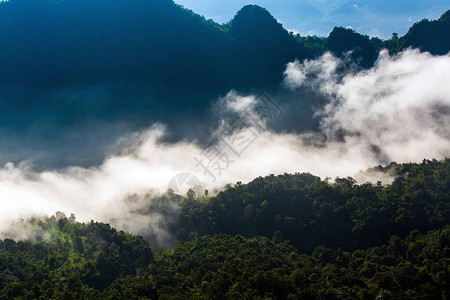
[0,159,449,298]
[153,228,449,299]
[294,34,326,57]
[0,217,154,298]
[174,159,450,252]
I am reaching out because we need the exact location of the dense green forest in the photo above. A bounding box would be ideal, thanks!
[173,159,450,253]
[0,159,448,298]
[0,1,449,298]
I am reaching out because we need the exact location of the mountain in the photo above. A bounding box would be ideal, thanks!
[400,10,450,55]
[0,1,305,92]
[0,0,448,169]
[326,26,378,68]
[0,0,228,89]
[1,0,447,90]
[228,5,306,88]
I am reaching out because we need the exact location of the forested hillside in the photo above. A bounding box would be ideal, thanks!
[0,1,449,298]
[399,9,450,55]
[0,0,449,169]
[0,1,303,91]
[173,159,450,253]
[0,0,449,91]
[0,159,448,298]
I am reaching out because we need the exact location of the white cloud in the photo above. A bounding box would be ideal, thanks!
[0,49,449,245]
[285,49,450,163]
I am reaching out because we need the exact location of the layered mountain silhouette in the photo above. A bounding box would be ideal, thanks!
[0,0,448,168]
[1,0,448,90]
[0,1,302,91]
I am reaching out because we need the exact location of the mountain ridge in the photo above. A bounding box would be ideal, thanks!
[0,0,448,168]
[0,0,448,89]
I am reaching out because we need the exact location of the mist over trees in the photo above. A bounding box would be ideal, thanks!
[0,160,449,298]
[0,1,449,298]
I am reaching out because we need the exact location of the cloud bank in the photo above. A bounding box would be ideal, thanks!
[0,49,449,246]
[284,49,450,163]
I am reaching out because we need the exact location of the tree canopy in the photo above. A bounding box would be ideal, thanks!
[0,159,449,298]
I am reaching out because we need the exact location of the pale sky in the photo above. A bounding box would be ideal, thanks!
[174,0,450,39]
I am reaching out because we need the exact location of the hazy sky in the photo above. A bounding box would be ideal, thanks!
[174,0,449,39]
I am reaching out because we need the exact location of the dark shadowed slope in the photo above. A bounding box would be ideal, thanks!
[0,1,305,90]
[400,10,450,55]
[0,1,448,168]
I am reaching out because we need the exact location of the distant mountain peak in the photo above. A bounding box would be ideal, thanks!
[231,4,281,28]
[439,9,450,22]
[229,4,288,43]
[237,4,272,15]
